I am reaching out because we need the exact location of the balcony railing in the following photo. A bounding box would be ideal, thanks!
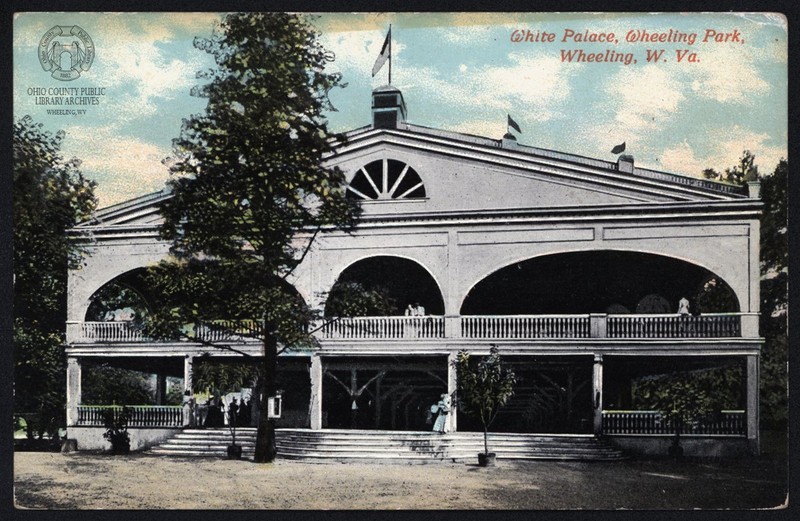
[76,405,184,427]
[607,314,741,338]
[461,315,590,339]
[67,313,747,344]
[320,316,445,339]
[602,410,746,436]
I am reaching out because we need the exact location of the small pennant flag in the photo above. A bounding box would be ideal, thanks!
[507,114,522,134]
[611,142,626,154]
[372,27,391,77]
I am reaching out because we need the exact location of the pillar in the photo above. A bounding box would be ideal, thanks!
[155,373,167,405]
[183,355,193,394]
[447,352,458,432]
[309,355,323,430]
[592,353,603,436]
[746,354,760,454]
[66,357,81,426]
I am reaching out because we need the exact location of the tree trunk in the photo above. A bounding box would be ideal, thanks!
[483,426,489,455]
[253,326,278,463]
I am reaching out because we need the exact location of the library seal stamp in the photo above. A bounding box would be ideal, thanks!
[39,25,95,81]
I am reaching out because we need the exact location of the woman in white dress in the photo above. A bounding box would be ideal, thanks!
[432,393,451,433]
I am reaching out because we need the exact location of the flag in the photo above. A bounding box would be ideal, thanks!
[611,142,626,154]
[372,28,391,77]
[507,114,521,134]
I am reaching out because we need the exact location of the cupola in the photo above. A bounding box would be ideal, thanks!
[372,85,407,129]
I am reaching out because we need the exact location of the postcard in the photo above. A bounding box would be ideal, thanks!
[12,12,788,510]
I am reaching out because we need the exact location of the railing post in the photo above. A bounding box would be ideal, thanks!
[445,316,461,339]
[590,314,607,338]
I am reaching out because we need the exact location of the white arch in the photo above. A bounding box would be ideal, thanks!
[458,246,743,314]
[321,253,446,313]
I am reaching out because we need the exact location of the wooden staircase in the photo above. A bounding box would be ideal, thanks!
[149,428,626,462]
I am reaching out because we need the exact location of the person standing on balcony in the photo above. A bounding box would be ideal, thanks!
[432,393,451,433]
[678,297,690,315]
[677,296,695,336]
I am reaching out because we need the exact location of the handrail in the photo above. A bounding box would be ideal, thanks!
[76,405,184,427]
[320,316,444,339]
[67,313,745,343]
[602,410,746,436]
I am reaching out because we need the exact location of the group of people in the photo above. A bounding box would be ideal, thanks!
[404,302,426,316]
[183,394,253,428]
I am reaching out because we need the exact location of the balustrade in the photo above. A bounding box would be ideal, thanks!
[602,410,745,436]
[69,313,743,344]
[319,316,444,339]
[607,314,741,338]
[461,315,590,339]
[76,405,184,427]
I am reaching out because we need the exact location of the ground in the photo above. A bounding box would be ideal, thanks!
[13,452,787,510]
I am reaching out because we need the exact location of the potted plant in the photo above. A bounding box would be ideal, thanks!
[452,346,516,467]
[102,406,131,455]
[226,399,242,459]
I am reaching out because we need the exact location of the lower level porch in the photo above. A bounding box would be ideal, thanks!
[64,350,760,456]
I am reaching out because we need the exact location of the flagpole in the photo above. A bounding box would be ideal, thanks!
[388,24,392,85]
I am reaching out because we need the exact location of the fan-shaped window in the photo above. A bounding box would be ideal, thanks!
[346,159,426,200]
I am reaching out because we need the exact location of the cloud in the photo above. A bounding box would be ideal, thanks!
[684,44,774,104]
[60,126,172,206]
[604,65,685,131]
[658,126,786,176]
[402,52,581,122]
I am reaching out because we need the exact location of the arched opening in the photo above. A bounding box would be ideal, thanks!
[85,268,152,322]
[460,251,739,315]
[324,256,445,317]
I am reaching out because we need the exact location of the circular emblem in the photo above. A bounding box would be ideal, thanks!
[38,25,95,81]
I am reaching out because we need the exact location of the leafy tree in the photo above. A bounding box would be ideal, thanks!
[702,153,788,430]
[324,281,398,317]
[702,149,759,184]
[144,13,360,463]
[634,371,716,458]
[13,115,97,438]
[758,159,788,429]
[453,346,516,457]
[81,364,155,406]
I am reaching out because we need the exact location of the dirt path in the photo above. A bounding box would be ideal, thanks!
[13,452,787,510]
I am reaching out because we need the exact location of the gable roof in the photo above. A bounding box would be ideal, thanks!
[74,122,754,231]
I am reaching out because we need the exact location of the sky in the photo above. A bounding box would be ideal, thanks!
[13,12,788,208]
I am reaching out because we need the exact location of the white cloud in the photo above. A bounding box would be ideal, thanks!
[320,29,406,85]
[658,127,786,176]
[60,125,172,206]
[402,52,581,122]
[684,45,773,104]
[438,24,499,45]
[604,65,685,131]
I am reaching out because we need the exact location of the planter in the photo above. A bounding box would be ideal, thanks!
[477,452,496,467]
[227,444,243,460]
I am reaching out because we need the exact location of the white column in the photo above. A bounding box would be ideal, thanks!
[746,354,760,454]
[309,355,323,430]
[183,355,193,394]
[155,373,167,405]
[66,357,81,426]
[592,354,603,436]
[447,352,458,432]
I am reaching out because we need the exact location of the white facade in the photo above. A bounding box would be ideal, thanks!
[64,87,763,455]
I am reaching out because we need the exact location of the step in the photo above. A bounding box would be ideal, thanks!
[148,428,626,462]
